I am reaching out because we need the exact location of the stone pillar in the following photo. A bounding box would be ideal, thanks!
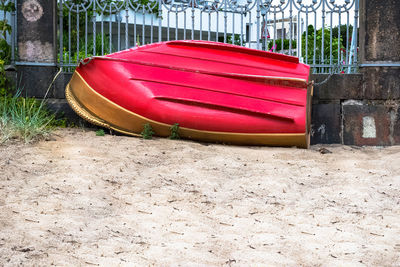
[16,0,58,98]
[343,0,400,145]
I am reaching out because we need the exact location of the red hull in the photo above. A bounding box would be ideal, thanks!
[67,40,312,147]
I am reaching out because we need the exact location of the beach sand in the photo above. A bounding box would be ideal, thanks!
[1,128,399,266]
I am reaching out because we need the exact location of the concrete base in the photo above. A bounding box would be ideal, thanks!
[361,67,400,100]
[8,69,400,146]
[343,100,400,146]
[311,74,364,100]
[311,101,341,144]
[17,66,58,98]
[45,99,92,127]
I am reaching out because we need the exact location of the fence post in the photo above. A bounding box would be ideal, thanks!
[358,0,400,99]
[342,0,400,145]
[16,0,59,98]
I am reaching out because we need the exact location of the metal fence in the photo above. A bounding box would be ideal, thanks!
[9,0,360,73]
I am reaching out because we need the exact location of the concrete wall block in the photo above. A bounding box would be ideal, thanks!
[17,66,58,98]
[361,67,400,100]
[392,105,400,144]
[5,69,17,89]
[45,99,91,126]
[342,100,400,146]
[17,0,56,62]
[311,74,364,100]
[53,73,74,99]
[311,101,341,144]
[359,0,400,62]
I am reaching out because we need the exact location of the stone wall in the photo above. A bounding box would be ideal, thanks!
[10,69,388,145]
[346,0,400,146]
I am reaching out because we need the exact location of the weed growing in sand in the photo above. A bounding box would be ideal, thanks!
[141,123,155,139]
[0,94,55,143]
[169,123,180,140]
[96,129,105,136]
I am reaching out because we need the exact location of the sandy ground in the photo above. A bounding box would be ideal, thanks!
[0,128,399,266]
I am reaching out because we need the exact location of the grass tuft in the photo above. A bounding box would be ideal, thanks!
[0,95,56,144]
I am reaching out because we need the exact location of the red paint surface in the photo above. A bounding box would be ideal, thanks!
[76,40,310,134]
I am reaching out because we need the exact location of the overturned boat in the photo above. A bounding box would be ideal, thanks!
[66,40,313,148]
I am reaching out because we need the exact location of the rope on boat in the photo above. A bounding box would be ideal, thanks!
[43,68,62,100]
[313,64,342,87]
[79,57,97,66]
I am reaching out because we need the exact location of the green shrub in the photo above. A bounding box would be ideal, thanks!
[0,59,7,97]
[268,39,297,51]
[96,129,105,136]
[169,123,180,140]
[141,123,154,139]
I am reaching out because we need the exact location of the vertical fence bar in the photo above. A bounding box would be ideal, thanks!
[313,12,316,68]
[109,5,112,53]
[223,4,227,43]
[248,12,251,48]
[273,10,276,52]
[183,10,186,40]
[85,8,87,58]
[133,10,136,46]
[208,11,211,41]
[352,0,359,72]
[264,13,267,51]
[200,10,203,40]
[240,10,243,46]
[216,11,219,42]
[68,9,71,63]
[231,12,234,44]
[151,10,154,43]
[305,8,308,64]
[101,10,104,55]
[345,11,349,69]
[125,1,129,49]
[59,0,63,67]
[321,0,325,72]
[175,11,178,40]
[256,0,260,49]
[143,9,146,44]
[280,11,284,52]
[76,5,80,62]
[338,7,341,67]
[297,10,301,60]
[262,14,266,51]
[93,0,96,56]
[117,8,121,50]
[191,1,195,40]
[288,0,292,55]
[158,0,162,42]
[329,10,332,71]
[167,11,170,40]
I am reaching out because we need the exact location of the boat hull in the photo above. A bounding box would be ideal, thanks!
[66,41,312,148]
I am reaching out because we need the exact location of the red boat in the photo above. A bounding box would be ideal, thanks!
[66,40,313,148]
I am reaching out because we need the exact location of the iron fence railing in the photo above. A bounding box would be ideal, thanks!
[10,0,359,73]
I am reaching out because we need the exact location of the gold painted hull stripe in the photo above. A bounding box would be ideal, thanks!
[66,71,309,148]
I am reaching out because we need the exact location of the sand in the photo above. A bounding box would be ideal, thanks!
[0,128,399,266]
